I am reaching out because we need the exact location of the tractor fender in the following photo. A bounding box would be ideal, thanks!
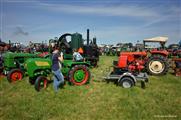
[150,50,169,57]
[71,62,90,68]
[118,72,137,84]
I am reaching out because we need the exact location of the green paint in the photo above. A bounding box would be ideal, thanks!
[73,69,85,82]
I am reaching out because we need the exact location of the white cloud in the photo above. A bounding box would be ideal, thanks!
[2,1,180,45]
[35,2,180,28]
[37,3,159,18]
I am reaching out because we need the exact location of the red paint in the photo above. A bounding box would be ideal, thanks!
[150,50,169,56]
[38,79,47,90]
[10,72,23,82]
[37,52,49,57]
[71,67,89,86]
[117,51,147,72]
[43,79,47,88]
[118,56,128,68]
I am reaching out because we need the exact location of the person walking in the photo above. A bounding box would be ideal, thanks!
[52,46,64,92]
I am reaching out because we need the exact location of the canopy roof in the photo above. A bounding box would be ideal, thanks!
[144,36,168,43]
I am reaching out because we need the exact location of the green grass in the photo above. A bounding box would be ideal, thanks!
[0,56,181,120]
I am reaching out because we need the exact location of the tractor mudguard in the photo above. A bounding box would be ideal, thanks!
[118,72,148,83]
[150,50,169,57]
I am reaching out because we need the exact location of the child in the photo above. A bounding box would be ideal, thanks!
[73,48,84,62]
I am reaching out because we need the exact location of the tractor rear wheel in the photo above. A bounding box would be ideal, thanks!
[7,69,23,82]
[119,77,134,88]
[146,55,169,75]
[68,65,91,85]
[34,76,48,91]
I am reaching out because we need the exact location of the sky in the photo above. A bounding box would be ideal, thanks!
[0,0,181,45]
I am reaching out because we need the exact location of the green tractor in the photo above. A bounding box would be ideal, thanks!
[24,30,94,91]
[2,29,94,91]
[2,52,39,82]
[25,55,91,91]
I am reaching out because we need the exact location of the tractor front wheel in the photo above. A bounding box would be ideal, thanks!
[146,55,169,75]
[7,69,23,82]
[68,65,91,85]
[34,76,48,91]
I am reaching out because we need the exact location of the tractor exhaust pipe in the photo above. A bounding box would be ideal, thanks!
[93,37,96,45]
[87,29,89,46]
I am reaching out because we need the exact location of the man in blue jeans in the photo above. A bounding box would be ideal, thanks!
[52,46,64,92]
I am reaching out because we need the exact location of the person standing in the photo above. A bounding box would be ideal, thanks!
[52,46,64,92]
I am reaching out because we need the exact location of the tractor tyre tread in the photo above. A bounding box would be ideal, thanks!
[68,65,91,85]
[34,76,48,92]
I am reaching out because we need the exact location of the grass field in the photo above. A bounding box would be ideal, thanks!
[0,56,181,120]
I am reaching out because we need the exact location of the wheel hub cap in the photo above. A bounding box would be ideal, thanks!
[11,72,22,81]
[122,81,131,88]
[74,70,85,82]
[149,61,165,74]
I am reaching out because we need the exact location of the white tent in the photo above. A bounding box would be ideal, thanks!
[144,36,168,43]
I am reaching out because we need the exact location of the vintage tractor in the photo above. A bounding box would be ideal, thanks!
[24,29,94,91]
[2,52,40,82]
[169,40,181,76]
[104,47,169,88]
[143,36,169,75]
[172,58,181,76]
[104,51,149,88]
[25,55,91,91]
[167,40,181,58]
[51,29,99,67]
[119,51,169,76]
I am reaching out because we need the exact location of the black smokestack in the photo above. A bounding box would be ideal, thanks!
[87,29,89,46]
[93,37,96,45]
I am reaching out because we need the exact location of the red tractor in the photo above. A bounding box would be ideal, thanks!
[119,50,169,76]
[104,51,149,88]
[143,36,169,75]
[104,37,170,88]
